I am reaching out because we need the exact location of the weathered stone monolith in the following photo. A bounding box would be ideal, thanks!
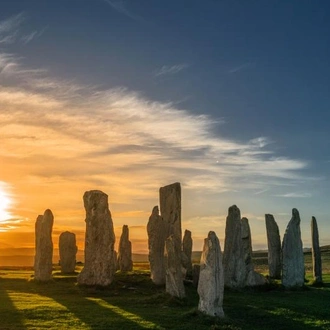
[165,235,185,298]
[223,205,265,288]
[198,231,225,318]
[118,225,133,272]
[182,229,193,274]
[282,208,305,288]
[311,216,322,284]
[265,214,281,279]
[159,182,182,251]
[147,206,166,285]
[59,231,77,274]
[77,190,116,286]
[223,205,246,288]
[241,217,266,286]
[34,209,54,281]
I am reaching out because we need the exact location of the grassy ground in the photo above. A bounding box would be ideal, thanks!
[0,254,329,330]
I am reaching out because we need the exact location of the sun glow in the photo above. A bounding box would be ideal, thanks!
[0,183,12,222]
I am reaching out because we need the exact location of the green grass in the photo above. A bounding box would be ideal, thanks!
[1,256,330,329]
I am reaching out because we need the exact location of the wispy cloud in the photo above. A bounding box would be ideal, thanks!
[21,26,47,44]
[275,192,312,198]
[229,62,253,74]
[154,64,190,77]
[0,13,45,46]
[0,13,24,34]
[104,0,143,22]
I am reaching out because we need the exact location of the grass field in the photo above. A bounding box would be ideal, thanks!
[0,252,330,330]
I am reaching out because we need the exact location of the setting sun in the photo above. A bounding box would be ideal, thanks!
[0,185,11,223]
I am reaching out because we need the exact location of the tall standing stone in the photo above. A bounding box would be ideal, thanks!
[223,205,246,288]
[160,182,182,251]
[265,214,281,279]
[198,231,225,318]
[118,225,133,272]
[182,229,193,274]
[223,205,265,288]
[241,217,266,286]
[165,235,185,298]
[59,231,77,274]
[34,209,54,281]
[147,206,166,285]
[282,208,305,288]
[77,190,116,286]
[160,182,185,294]
[311,216,322,284]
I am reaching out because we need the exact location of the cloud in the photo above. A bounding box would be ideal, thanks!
[0,13,46,46]
[104,0,144,22]
[275,192,312,198]
[0,13,24,35]
[21,26,47,44]
[154,64,190,77]
[229,62,253,74]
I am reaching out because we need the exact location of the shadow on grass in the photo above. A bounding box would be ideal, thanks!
[0,278,27,329]
[1,276,153,329]
[0,273,330,330]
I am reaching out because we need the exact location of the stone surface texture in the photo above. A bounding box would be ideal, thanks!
[159,182,182,252]
[147,206,166,285]
[311,216,322,283]
[59,231,77,274]
[241,217,266,286]
[197,231,225,318]
[182,229,193,274]
[223,205,266,288]
[34,209,54,281]
[118,225,133,272]
[282,208,305,288]
[77,190,116,286]
[265,214,281,279]
[223,205,246,288]
[165,235,185,298]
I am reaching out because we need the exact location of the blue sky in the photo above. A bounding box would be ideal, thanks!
[0,0,330,253]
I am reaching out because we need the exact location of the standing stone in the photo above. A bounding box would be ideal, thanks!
[265,214,281,279]
[241,217,266,286]
[223,205,265,288]
[147,206,166,285]
[77,190,116,286]
[59,231,77,274]
[165,235,185,298]
[311,216,322,284]
[182,229,193,274]
[118,225,133,272]
[34,209,54,281]
[198,231,224,318]
[223,205,246,288]
[160,182,182,251]
[282,208,305,288]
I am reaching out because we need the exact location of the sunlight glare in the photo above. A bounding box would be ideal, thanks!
[0,184,12,222]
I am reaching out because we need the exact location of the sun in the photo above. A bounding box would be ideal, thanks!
[0,187,11,222]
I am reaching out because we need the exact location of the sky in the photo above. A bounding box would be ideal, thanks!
[1,0,330,262]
